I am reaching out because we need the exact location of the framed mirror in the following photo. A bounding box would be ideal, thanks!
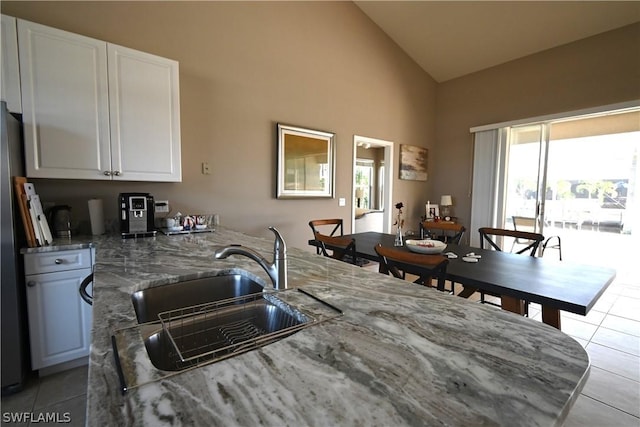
[277,124,335,198]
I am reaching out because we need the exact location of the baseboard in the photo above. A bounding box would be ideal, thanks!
[38,356,88,377]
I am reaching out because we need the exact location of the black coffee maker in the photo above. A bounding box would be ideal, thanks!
[119,193,156,238]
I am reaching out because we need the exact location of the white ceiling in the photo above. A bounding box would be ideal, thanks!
[354,1,640,82]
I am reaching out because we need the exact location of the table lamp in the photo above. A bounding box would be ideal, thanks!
[440,195,453,219]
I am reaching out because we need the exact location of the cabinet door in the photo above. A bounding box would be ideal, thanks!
[18,19,112,180]
[26,268,93,370]
[1,15,22,113]
[108,44,182,182]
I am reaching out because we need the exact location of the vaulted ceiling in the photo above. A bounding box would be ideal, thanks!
[354,1,640,82]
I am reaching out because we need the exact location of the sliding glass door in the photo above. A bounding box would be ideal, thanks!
[504,124,548,234]
[501,110,639,262]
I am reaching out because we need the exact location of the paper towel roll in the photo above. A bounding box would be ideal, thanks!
[88,198,105,235]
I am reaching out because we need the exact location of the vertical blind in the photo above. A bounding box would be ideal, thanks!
[469,128,508,246]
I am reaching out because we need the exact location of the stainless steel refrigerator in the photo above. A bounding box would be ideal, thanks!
[1,100,29,394]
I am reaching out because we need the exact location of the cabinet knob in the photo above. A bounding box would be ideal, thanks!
[54,258,64,264]
[27,281,36,287]
[113,170,121,176]
[103,171,112,176]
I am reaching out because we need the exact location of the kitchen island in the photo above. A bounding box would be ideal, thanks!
[87,227,589,426]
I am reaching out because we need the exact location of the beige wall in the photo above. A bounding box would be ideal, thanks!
[433,23,640,239]
[2,1,437,250]
[4,2,638,250]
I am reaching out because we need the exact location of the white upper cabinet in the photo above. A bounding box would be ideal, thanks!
[18,19,181,182]
[108,44,181,182]
[18,19,111,180]
[1,15,22,113]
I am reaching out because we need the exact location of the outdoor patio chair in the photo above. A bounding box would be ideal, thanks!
[512,216,563,260]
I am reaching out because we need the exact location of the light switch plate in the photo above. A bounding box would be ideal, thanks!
[202,162,211,175]
[339,198,346,206]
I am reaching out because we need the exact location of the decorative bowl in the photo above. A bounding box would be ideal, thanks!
[405,239,446,254]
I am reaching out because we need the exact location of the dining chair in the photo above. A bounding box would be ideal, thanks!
[419,220,465,293]
[476,227,545,310]
[374,244,449,291]
[419,221,466,244]
[313,231,358,265]
[309,219,344,254]
[480,227,544,256]
[511,216,563,260]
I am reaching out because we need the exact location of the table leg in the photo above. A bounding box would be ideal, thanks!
[500,296,525,315]
[457,286,477,299]
[541,307,561,329]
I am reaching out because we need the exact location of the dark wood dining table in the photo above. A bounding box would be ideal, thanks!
[309,231,617,329]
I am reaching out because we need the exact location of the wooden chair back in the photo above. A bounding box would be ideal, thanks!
[309,219,343,236]
[420,221,466,244]
[314,231,357,264]
[309,219,344,254]
[479,227,544,257]
[374,244,449,290]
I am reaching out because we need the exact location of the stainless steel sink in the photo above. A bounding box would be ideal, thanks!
[140,293,309,371]
[131,273,264,323]
[113,286,342,389]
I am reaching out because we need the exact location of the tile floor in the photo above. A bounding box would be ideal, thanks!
[557,267,640,427]
[1,365,87,426]
[2,268,638,426]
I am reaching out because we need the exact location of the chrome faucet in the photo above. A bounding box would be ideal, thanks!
[214,226,287,290]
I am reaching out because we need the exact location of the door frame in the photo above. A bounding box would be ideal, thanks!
[352,135,394,233]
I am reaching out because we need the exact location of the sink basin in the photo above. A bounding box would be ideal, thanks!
[113,286,341,388]
[141,293,309,371]
[131,273,264,323]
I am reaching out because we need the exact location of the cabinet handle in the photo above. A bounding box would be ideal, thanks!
[113,170,121,176]
[104,171,112,176]
[54,258,64,264]
[27,281,36,287]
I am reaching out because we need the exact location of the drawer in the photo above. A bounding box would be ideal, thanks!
[24,248,93,275]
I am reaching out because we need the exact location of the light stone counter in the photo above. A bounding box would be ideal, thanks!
[86,227,589,426]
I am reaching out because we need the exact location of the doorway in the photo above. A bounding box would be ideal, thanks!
[352,135,394,233]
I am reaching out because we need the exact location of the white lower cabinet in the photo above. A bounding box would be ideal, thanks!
[24,248,94,371]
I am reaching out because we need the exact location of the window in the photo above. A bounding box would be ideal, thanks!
[355,160,374,209]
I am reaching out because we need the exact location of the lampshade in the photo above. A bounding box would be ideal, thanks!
[440,195,452,206]
[355,188,364,198]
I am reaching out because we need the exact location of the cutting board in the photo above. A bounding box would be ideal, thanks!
[13,177,37,247]
[24,183,52,246]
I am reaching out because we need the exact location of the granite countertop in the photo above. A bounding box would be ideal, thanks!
[20,236,95,254]
[86,227,589,426]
